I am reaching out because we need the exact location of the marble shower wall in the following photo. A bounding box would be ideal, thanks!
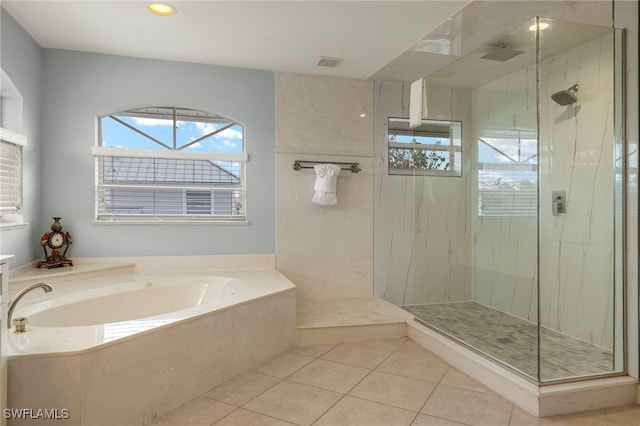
[538,33,616,350]
[373,82,473,306]
[374,32,617,350]
[471,60,539,323]
[472,33,617,349]
[275,72,374,301]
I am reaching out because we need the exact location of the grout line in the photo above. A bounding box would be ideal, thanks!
[149,394,210,424]
[208,406,240,426]
[507,404,516,426]
[280,375,365,396]
[309,341,399,425]
[230,406,301,426]
[205,339,470,425]
[416,365,451,416]
[345,394,424,415]
[289,342,341,358]
[213,344,348,425]
[332,339,435,424]
[309,392,347,425]
[164,336,626,426]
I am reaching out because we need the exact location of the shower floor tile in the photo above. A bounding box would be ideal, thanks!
[402,302,614,381]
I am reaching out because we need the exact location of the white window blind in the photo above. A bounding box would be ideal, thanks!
[477,135,537,218]
[0,128,26,213]
[477,163,537,217]
[94,148,246,223]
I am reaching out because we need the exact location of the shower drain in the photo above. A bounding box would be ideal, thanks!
[496,337,514,344]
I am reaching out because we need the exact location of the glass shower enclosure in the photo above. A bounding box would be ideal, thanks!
[400,18,625,383]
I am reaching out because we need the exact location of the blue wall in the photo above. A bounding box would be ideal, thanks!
[2,8,276,265]
[0,9,43,267]
[40,50,276,258]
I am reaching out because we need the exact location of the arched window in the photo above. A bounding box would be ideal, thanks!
[94,107,246,223]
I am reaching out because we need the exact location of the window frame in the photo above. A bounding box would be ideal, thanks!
[0,127,26,222]
[94,107,248,224]
[387,117,462,177]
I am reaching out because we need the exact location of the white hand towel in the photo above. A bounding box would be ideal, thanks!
[410,78,428,128]
[312,164,341,206]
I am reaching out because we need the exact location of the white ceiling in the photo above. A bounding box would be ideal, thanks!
[2,0,468,80]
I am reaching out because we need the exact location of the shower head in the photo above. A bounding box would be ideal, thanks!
[551,84,579,106]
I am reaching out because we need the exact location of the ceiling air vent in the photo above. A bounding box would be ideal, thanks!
[480,46,524,62]
[317,56,344,67]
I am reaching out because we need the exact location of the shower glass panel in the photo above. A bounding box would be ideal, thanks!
[403,17,625,384]
[538,19,625,382]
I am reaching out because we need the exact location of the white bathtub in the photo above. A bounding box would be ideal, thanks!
[21,276,238,326]
[8,271,292,355]
[7,267,297,425]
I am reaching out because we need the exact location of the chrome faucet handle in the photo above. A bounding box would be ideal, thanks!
[7,282,53,328]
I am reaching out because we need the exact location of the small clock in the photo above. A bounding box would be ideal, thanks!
[38,217,73,269]
[48,232,66,249]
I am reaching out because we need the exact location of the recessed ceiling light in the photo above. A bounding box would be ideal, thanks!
[148,3,176,16]
[529,22,549,32]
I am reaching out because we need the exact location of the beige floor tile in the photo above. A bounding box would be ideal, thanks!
[376,351,449,383]
[254,352,314,379]
[213,408,297,426]
[154,337,635,426]
[243,380,341,426]
[439,368,496,395]
[314,395,417,426]
[152,397,235,426]
[422,384,513,426]
[287,358,371,393]
[349,371,437,412]
[204,372,280,406]
[411,414,468,425]
[510,406,608,425]
[288,342,339,358]
[321,341,396,369]
[605,405,640,426]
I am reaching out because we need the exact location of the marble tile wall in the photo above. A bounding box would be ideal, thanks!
[374,30,619,351]
[372,82,415,305]
[373,82,473,306]
[472,33,618,349]
[275,72,374,301]
[471,61,539,323]
[538,33,617,349]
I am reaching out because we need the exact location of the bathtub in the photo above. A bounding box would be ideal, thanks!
[24,276,240,327]
[9,275,248,355]
[7,268,297,425]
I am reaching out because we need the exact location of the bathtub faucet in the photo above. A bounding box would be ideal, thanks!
[7,282,53,329]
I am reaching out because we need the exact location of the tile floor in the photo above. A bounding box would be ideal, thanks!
[150,337,640,426]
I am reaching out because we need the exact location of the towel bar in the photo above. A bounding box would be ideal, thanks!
[293,160,361,173]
